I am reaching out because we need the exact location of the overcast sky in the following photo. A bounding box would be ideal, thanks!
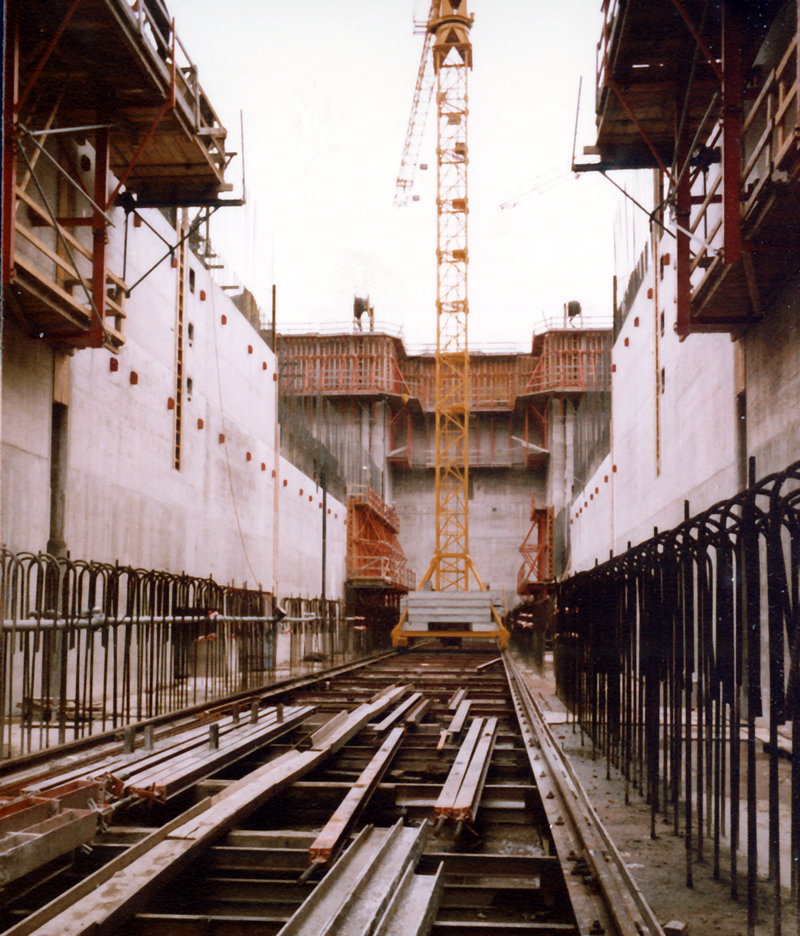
[166,0,624,348]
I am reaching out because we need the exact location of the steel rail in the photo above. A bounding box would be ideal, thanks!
[0,650,397,782]
[1,647,670,936]
[505,653,665,936]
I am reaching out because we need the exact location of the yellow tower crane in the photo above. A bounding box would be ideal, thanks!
[391,0,509,649]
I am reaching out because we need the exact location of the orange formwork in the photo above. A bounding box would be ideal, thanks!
[278,333,412,400]
[346,485,415,593]
[279,329,609,412]
[517,495,555,597]
[522,331,609,398]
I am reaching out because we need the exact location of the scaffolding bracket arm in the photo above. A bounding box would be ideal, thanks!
[16,0,81,114]
[671,0,724,83]
[124,205,220,297]
[603,62,672,178]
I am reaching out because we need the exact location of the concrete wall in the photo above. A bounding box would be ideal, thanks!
[1,323,54,552]
[2,204,346,602]
[745,270,800,477]
[276,456,346,600]
[570,235,739,571]
[570,236,800,576]
[392,464,543,611]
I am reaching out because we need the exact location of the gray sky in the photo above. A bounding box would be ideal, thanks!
[167,0,621,348]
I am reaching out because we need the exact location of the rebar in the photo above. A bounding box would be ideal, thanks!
[0,550,350,760]
[559,457,800,936]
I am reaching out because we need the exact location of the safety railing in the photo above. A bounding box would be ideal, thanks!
[345,555,416,591]
[558,456,800,935]
[346,485,400,533]
[595,0,622,116]
[685,20,800,328]
[0,551,360,760]
[125,0,228,176]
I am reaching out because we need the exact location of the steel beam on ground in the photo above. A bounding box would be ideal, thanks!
[123,706,316,802]
[132,914,285,935]
[448,699,472,734]
[279,821,429,936]
[15,686,409,936]
[405,698,433,725]
[448,687,467,710]
[433,718,482,826]
[372,692,423,732]
[452,716,498,825]
[374,859,443,936]
[438,699,473,749]
[1,799,213,936]
[0,808,98,886]
[308,726,405,864]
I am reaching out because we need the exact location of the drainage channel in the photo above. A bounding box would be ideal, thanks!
[0,648,663,936]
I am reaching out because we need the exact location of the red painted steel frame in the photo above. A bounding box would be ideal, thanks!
[721,2,742,267]
[2,6,19,289]
[675,81,693,338]
[88,125,110,348]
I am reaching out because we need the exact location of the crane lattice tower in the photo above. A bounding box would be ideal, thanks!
[421,0,478,591]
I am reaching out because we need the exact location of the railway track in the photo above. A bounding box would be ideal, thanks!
[0,648,664,936]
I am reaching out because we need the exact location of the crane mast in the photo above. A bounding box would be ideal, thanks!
[392,1,509,649]
[422,0,477,591]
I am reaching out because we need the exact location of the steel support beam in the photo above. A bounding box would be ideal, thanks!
[2,5,19,287]
[89,123,110,348]
[307,725,404,864]
[721,1,743,267]
[675,79,693,338]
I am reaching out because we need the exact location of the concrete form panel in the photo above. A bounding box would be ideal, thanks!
[571,246,738,569]
[746,272,800,476]
[1,198,345,602]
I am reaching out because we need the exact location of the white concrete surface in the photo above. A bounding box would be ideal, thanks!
[570,236,739,572]
[2,203,345,602]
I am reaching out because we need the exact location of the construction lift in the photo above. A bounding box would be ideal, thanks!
[391,1,509,650]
